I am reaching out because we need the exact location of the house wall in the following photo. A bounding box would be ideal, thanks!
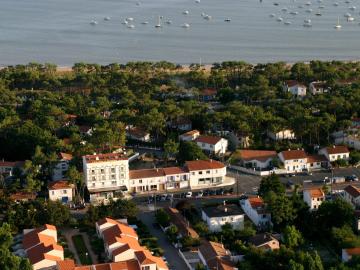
[289,85,307,96]
[52,160,70,181]
[268,130,295,140]
[165,173,190,190]
[319,149,350,162]
[240,200,271,227]
[201,211,244,232]
[49,188,73,202]
[129,175,166,193]
[242,158,273,170]
[83,158,129,193]
[112,248,135,262]
[188,167,226,188]
[303,191,324,210]
[278,153,307,173]
[196,138,228,155]
[32,259,57,270]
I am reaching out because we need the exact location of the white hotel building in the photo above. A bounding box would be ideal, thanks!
[83,153,233,203]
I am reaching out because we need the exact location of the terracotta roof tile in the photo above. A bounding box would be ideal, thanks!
[185,160,225,171]
[306,154,327,163]
[181,130,200,136]
[10,192,36,201]
[345,247,360,255]
[27,243,63,264]
[84,153,128,163]
[23,230,56,250]
[48,180,74,190]
[280,149,307,160]
[163,167,188,175]
[305,188,325,198]
[325,145,350,155]
[248,197,264,208]
[238,150,277,161]
[57,259,76,270]
[129,168,165,179]
[59,152,73,161]
[195,135,222,145]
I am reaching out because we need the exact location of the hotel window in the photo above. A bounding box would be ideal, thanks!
[51,191,55,195]
[101,175,106,180]
[111,175,115,180]
[206,170,210,174]
[111,168,115,173]
[121,173,125,178]
[100,169,105,174]
[142,266,150,270]
[92,183,95,187]
[102,182,105,186]
[192,172,195,175]
[120,166,124,171]
[139,179,142,184]
[199,171,203,175]
[63,190,67,194]
[91,170,95,174]
[112,181,116,185]
[202,143,205,147]
[92,176,96,181]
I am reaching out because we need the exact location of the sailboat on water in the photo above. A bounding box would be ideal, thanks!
[334,17,341,29]
[155,16,162,28]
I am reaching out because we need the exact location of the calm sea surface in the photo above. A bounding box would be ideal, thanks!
[1,0,360,65]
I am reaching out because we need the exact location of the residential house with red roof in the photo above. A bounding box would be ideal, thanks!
[235,150,278,170]
[248,233,280,251]
[303,188,325,210]
[309,81,330,95]
[195,135,228,155]
[95,218,168,270]
[22,224,64,270]
[342,247,360,262]
[0,160,24,177]
[198,240,237,270]
[199,88,217,102]
[240,197,271,229]
[48,180,75,203]
[344,185,360,208]
[319,145,350,162]
[126,126,151,142]
[179,130,200,142]
[278,149,308,173]
[53,152,73,181]
[283,80,307,97]
[168,117,192,131]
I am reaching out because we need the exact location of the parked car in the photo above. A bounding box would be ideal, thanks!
[216,188,224,195]
[332,176,345,184]
[286,180,295,189]
[203,190,210,196]
[160,194,167,201]
[346,175,359,182]
[196,191,204,198]
[185,191,192,198]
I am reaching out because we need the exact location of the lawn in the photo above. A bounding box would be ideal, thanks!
[72,234,93,265]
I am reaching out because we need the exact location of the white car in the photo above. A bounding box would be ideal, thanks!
[185,192,192,198]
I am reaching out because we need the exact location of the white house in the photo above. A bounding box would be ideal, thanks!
[278,149,308,173]
[283,80,307,97]
[129,168,167,193]
[303,188,325,210]
[309,81,329,95]
[168,118,192,131]
[48,180,75,203]
[52,153,73,181]
[0,160,24,177]
[163,167,190,190]
[319,145,350,162]
[201,203,245,232]
[195,135,228,155]
[306,154,329,171]
[248,233,280,251]
[342,248,360,262]
[267,129,296,141]
[344,185,360,208]
[240,197,271,229]
[336,135,360,151]
[126,126,151,142]
[83,153,129,203]
[236,150,277,170]
[179,130,200,142]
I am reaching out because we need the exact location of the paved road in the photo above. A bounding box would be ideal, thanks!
[138,211,188,270]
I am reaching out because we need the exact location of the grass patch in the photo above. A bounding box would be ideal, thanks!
[72,234,92,265]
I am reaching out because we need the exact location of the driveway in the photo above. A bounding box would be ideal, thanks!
[138,211,189,270]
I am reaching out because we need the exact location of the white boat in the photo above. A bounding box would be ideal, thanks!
[155,16,162,28]
[270,13,276,17]
[298,5,304,8]
[122,19,128,25]
[165,20,172,24]
[204,15,212,20]
[104,17,111,21]
[274,2,279,6]
[333,2,339,6]
[90,20,98,25]
[315,12,322,16]
[304,19,311,23]
[281,7,288,12]
[306,9,313,13]
[303,22,312,27]
[319,5,325,9]
[277,17,283,22]
[195,0,201,3]
[201,12,206,17]
[305,1,312,6]
[183,10,189,15]
[136,2,141,6]
[127,24,135,29]
[127,17,134,21]
[224,18,231,22]
[284,21,292,25]
[290,11,299,15]
[335,17,342,29]
[349,6,356,11]
[348,16,355,21]
[344,13,351,18]
[181,23,190,28]
[141,21,149,25]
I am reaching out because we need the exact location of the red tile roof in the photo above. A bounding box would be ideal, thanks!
[165,208,199,239]
[195,135,222,145]
[200,88,217,96]
[181,130,200,137]
[285,80,306,88]
[280,149,307,160]
[199,241,235,270]
[129,168,165,179]
[306,154,327,163]
[325,145,350,155]
[305,188,325,198]
[345,247,360,256]
[48,180,74,190]
[84,153,128,163]
[185,160,225,171]
[10,192,36,201]
[163,167,188,175]
[57,259,76,270]
[27,243,63,264]
[238,150,277,161]
[0,161,24,167]
[127,127,149,138]
[248,197,264,208]
[344,185,360,198]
